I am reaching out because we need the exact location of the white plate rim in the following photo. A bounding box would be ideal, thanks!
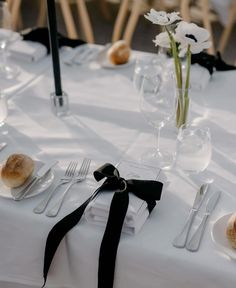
[0,160,54,199]
[211,213,236,259]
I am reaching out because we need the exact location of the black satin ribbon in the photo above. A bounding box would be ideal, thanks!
[21,27,86,54]
[42,163,163,288]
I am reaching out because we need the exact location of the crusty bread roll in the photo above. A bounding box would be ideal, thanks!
[1,154,34,188]
[107,40,131,65]
[226,213,236,249]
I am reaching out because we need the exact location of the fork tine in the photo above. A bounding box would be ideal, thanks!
[78,158,91,179]
[64,161,74,177]
[69,161,78,177]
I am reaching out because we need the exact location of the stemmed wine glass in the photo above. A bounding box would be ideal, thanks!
[0,91,8,135]
[0,1,18,79]
[139,75,176,169]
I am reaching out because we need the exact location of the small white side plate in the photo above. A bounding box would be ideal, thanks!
[211,213,236,259]
[98,53,135,69]
[0,160,54,199]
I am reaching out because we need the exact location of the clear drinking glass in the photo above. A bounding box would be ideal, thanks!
[133,54,163,92]
[0,92,8,134]
[175,124,213,182]
[139,75,176,169]
[0,1,18,79]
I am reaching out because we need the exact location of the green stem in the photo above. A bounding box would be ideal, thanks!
[183,45,191,126]
[164,26,184,128]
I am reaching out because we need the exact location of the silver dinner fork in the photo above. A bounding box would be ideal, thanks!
[46,158,91,217]
[33,161,78,214]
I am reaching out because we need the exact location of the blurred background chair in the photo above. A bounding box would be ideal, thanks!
[7,0,94,42]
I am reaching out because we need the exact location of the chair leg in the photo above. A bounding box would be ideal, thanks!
[59,0,78,39]
[218,0,236,53]
[99,0,113,22]
[76,0,94,43]
[9,0,21,30]
[37,0,47,27]
[200,0,215,55]
[123,0,142,46]
[112,0,129,43]
[180,0,191,22]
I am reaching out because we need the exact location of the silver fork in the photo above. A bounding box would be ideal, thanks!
[46,158,91,217]
[33,161,78,214]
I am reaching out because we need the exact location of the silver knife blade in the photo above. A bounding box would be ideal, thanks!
[193,183,209,210]
[172,183,210,248]
[13,160,58,201]
[205,190,221,214]
[0,142,7,152]
[186,190,221,252]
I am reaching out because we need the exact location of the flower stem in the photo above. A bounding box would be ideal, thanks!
[183,45,191,126]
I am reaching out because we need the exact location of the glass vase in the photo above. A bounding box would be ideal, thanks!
[175,87,191,129]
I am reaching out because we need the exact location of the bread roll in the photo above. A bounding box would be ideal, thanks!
[107,40,131,65]
[226,213,236,249]
[1,154,34,188]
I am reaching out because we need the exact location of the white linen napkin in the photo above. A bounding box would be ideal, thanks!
[9,40,47,62]
[85,161,166,234]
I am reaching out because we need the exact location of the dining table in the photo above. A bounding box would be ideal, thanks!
[0,44,236,288]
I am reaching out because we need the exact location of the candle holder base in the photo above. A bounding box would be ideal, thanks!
[50,92,70,117]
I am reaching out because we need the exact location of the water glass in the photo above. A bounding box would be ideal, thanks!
[175,125,212,174]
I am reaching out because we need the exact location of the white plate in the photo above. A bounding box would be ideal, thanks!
[0,160,54,199]
[99,55,135,69]
[211,213,236,259]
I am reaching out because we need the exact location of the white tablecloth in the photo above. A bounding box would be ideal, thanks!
[0,47,236,288]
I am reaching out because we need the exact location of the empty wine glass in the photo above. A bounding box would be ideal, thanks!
[175,124,213,183]
[0,91,8,135]
[133,54,163,92]
[0,1,18,79]
[140,75,176,169]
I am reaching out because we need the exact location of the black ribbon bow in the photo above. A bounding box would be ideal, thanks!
[42,163,163,288]
[21,27,86,54]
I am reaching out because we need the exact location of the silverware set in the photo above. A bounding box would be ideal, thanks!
[173,183,221,252]
[11,158,91,217]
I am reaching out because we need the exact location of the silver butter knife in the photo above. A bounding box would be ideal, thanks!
[173,183,209,248]
[13,160,58,201]
[0,142,7,152]
[186,190,221,252]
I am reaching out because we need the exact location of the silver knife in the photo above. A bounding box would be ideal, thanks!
[172,183,209,248]
[13,160,58,201]
[0,142,7,152]
[186,190,221,252]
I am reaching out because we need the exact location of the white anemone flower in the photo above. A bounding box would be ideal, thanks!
[175,21,212,57]
[144,9,181,26]
[153,32,171,48]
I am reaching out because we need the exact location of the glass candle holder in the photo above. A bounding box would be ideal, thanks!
[50,92,70,117]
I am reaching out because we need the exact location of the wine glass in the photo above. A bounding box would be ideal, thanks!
[139,75,176,169]
[0,91,8,135]
[133,54,163,92]
[0,1,18,79]
[175,124,213,183]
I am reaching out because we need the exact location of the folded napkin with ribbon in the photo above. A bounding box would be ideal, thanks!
[42,163,163,288]
[21,27,86,54]
[85,163,166,234]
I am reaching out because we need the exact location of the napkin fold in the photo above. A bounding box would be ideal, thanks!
[9,40,47,62]
[85,169,166,234]
[21,27,86,54]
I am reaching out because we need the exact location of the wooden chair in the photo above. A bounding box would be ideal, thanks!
[112,0,148,45]
[38,0,94,42]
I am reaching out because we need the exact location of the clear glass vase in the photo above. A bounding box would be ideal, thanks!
[175,87,191,129]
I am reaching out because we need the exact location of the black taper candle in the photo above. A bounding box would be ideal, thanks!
[46,0,62,96]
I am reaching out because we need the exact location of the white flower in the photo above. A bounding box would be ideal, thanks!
[144,9,181,26]
[175,21,212,57]
[153,32,171,48]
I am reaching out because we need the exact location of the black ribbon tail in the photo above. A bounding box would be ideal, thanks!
[42,193,97,287]
[98,191,129,288]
